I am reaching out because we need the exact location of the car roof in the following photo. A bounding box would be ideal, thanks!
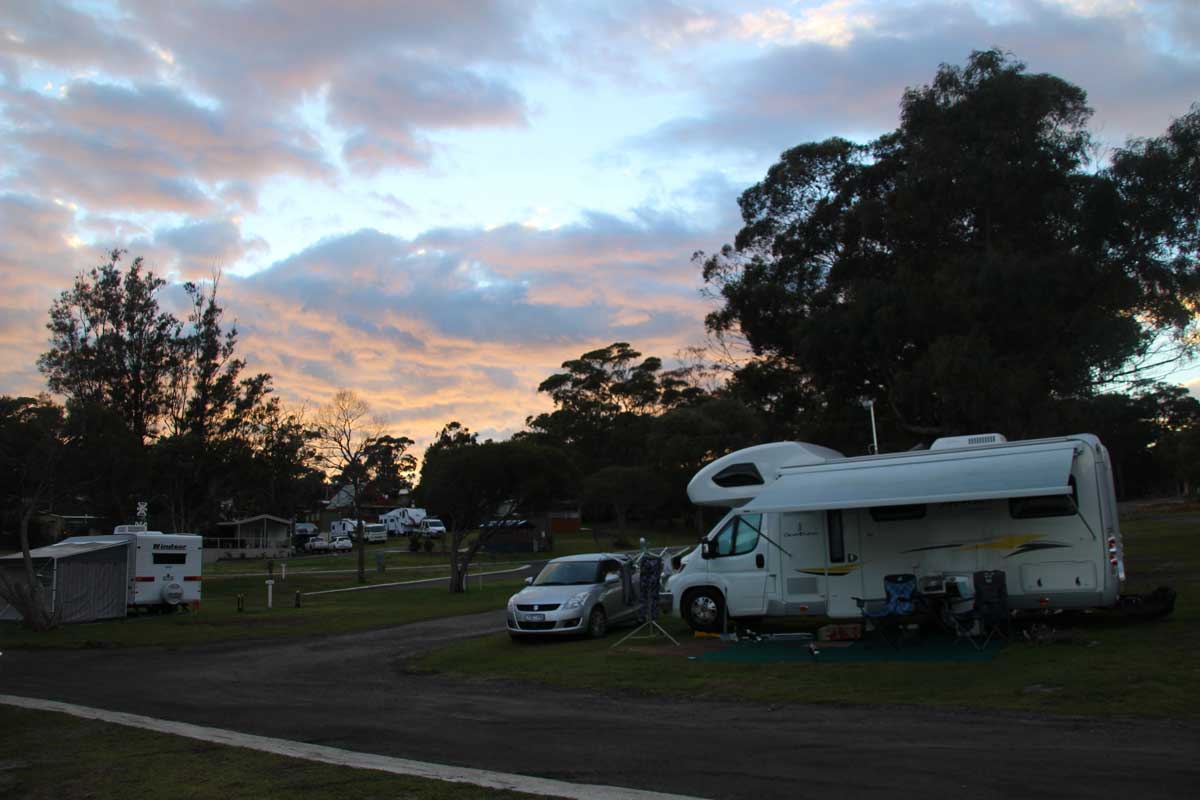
[547,553,628,564]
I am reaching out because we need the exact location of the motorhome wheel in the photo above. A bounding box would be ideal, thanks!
[161,581,184,606]
[587,606,608,638]
[683,589,724,633]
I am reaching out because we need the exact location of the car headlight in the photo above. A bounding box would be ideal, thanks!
[564,591,591,610]
[507,595,517,610]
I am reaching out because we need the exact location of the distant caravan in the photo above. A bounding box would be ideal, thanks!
[665,433,1146,633]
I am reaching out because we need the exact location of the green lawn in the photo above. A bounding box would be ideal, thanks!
[415,512,1199,718]
[0,570,523,649]
[0,706,552,800]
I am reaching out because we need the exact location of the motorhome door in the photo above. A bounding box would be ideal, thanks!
[824,510,864,618]
[706,512,770,616]
[779,512,829,615]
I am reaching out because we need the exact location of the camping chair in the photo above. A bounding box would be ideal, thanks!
[952,570,1010,650]
[855,573,919,648]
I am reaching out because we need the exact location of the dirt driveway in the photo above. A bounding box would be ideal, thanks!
[3,612,1198,799]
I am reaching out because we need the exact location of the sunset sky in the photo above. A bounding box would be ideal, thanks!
[3,1,1198,452]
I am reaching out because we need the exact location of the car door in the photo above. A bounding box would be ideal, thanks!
[597,558,629,619]
[707,513,770,616]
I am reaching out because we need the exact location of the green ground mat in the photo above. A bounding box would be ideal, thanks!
[695,637,1003,664]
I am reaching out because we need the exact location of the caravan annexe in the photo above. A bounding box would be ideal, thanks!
[665,433,1125,632]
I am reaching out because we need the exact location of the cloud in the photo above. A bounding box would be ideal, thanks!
[631,0,1200,158]
[0,193,94,396]
[154,218,269,277]
[0,1,159,81]
[2,80,332,213]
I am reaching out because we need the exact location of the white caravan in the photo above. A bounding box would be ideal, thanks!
[329,519,361,537]
[382,507,427,536]
[56,525,203,609]
[665,433,1126,632]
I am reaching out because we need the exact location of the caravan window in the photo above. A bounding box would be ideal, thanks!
[1010,477,1077,519]
[827,510,845,563]
[712,514,762,557]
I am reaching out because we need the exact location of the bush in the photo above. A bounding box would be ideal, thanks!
[408,537,420,553]
[422,539,434,553]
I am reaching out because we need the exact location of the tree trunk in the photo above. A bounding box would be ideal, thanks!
[10,504,58,631]
[355,507,366,583]
[448,531,465,593]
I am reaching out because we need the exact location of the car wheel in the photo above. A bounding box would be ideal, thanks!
[683,588,724,633]
[587,606,608,639]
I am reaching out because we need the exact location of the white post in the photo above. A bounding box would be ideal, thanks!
[861,398,879,454]
[281,563,287,581]
[266,579,274,609]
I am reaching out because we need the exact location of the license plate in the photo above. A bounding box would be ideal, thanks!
[525,613,545,621]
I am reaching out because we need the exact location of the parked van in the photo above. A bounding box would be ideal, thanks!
[666,433,1127,633]
[418,517,446,538]
[362,523,387,544]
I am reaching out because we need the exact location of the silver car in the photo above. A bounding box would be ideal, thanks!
[506,553,640,639]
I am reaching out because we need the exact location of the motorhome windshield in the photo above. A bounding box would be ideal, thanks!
[534,561,602,586]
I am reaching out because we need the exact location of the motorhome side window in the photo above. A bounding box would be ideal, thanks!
[1010,477,1077,519]
[712,514,762,557]
[826,510,845,563]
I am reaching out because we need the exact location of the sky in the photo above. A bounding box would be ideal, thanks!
[2,0,1199,452]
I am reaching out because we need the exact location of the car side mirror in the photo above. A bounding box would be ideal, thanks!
[604,572,620,585]
[523,576,533,586]
[700,540,714,559]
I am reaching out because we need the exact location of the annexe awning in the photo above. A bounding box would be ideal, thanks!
[743,442,1079,514]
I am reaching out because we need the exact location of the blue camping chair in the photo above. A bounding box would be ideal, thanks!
[855,574,919,647]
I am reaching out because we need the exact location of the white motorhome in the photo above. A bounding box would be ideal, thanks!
[57,525,203,610]
[665,433,1126,632]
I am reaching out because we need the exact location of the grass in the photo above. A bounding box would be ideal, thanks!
[0,570,523,649]
[0,706,551,800]
[414,512,1200,719]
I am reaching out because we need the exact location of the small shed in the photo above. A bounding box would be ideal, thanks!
[206,514,293,563]
[0,540,128,624]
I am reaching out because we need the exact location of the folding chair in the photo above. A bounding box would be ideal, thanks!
[856,573,918,648]
[952,570,1009,650]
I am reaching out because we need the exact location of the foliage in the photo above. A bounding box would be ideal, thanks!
[0,395,68,630]
[581,465,669,537]
[701,51,1200,439]
[420,440,576,591]
[38,250,181,442]
[525,342,710,472]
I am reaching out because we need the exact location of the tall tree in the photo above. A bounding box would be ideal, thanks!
[39,250,181,442]
[309,390,385,583]
[526,342,710,471]
[420,440,575,592]
[701,51,1200,439]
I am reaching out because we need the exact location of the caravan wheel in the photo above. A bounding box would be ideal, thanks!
[683,588,724,633]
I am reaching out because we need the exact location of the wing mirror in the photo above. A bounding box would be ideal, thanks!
[604,572,620,585]
[700,540,714,559]
[523,576,533,586]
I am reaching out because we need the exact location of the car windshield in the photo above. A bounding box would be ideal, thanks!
[426,518,443,527]
[533,560,603,586]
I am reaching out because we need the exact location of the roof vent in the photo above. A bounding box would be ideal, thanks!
[929,433,1008,451]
